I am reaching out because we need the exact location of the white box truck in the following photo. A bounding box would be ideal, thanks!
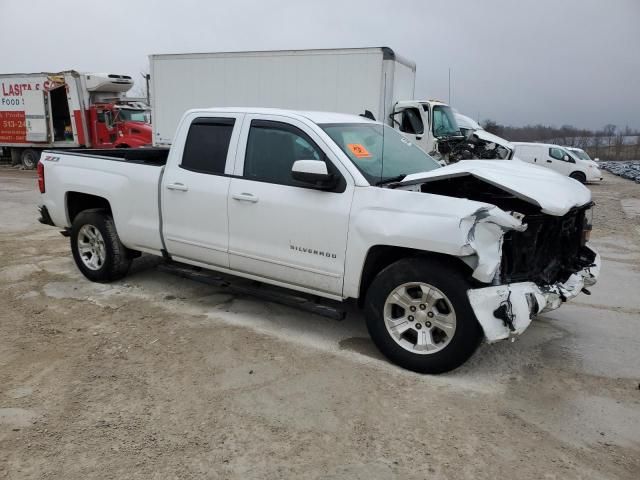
[149,47,500,163]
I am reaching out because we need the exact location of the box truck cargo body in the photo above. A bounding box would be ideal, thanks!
[150,47,416,146]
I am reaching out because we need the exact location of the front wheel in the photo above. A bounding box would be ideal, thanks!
[570,171,587,184]
[70,209,132,282]
[364,257,483,374]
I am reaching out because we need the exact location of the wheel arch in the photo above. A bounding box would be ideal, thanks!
[356,245,475,307]
[66,191,112,225]
[570,171,587,183]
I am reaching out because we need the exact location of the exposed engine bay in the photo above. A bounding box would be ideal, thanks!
[415,174,595,286]
[430,130,512,165]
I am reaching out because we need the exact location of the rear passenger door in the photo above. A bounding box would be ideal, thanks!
[227,114,354,296]
[161,113,243,268]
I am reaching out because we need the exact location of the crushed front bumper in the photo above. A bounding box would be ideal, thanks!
[467,247,601,342]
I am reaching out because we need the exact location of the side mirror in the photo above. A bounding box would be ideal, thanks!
[563,154,570,161]
[291,160,334,189]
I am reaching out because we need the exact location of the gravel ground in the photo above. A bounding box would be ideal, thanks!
[1,168,639,479]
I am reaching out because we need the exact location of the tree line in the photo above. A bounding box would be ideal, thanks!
[481,121,640,161]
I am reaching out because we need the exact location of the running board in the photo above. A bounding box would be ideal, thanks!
[157,262,347,321]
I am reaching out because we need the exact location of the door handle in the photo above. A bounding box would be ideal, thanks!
[166,182,188,191]
[232,193,259,203]
[546,160,553,163]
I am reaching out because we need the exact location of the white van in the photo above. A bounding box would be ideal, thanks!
[511,142,602,183]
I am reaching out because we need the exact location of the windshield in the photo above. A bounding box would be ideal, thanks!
[321,123,441,185]
[117,108,150,123]
[432,105,461,137]
[570,148,591,161]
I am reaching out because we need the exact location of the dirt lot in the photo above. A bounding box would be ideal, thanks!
[1,167,639,479]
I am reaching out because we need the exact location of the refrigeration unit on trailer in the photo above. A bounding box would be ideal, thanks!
[0,71,152,168]
[150,47,499,163]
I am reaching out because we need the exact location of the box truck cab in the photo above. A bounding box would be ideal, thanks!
[390,100,465,163]
[0,71,152,168]
[511,142,603,183]
[89,102,151,149]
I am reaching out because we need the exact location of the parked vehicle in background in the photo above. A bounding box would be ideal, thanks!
[37,107,600,373]
[511,142,603,183]
[0,71,152,168]
[567,146,599,162]
[149,47,506,164]
[452,112,514,162]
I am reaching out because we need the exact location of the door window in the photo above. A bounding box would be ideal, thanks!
[549,147,565,161]
[181,118,235,175]
[243,120,327,187]
[399,108,424,135]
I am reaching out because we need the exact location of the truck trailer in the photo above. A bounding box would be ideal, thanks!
[0,71,152,168]
[150,47,504,163]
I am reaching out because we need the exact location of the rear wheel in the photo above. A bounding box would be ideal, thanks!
[70,210,132,282]
[570,171,587,184]
[364,257,483,374]
[21,149,39,170]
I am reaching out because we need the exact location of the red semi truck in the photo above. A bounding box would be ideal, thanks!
[0,71,152,168]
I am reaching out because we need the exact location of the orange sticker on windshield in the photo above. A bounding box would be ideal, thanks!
[347,143,372,158]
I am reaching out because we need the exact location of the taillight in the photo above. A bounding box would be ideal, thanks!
[37,161,45,193]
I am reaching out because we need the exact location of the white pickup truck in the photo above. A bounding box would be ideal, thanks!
[37,107,600,373]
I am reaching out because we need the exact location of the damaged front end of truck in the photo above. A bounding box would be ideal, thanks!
[398,160,601,342]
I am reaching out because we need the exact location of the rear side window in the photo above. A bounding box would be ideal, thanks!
[181,117,235,174]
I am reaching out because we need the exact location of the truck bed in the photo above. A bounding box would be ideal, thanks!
[39,149,166,255]
[51,147,170,165]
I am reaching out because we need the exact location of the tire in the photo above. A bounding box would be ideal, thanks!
[569,171,587,184]
[364,257,483,374]
[70,209,132,282]
[21,149,39,170]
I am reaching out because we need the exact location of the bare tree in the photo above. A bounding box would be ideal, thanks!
[614,133,624,159]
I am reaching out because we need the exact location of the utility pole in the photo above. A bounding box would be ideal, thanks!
[448,68,451,104]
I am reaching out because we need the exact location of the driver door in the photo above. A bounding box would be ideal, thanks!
[227,114,354,296]
[546,146,574,175]
[393,103,430,152]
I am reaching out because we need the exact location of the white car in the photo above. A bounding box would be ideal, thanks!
[511,142,603,183]
[37,108,600,373]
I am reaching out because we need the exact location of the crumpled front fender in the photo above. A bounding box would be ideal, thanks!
[459,206,527,283]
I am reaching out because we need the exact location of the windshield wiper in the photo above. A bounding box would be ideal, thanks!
[375,174,406,187]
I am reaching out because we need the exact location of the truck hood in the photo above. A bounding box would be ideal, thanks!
[401,159,592,216]
[471,128,513,151]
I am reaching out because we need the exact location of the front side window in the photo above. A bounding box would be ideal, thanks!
[432,105,461,138]
[181,117,235,174]
[399,108,424,135]
[549,147,566,161]
[322,123,440,185]
[243,120,329,186]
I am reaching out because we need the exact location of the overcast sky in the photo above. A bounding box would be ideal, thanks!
[2,0,638,129]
